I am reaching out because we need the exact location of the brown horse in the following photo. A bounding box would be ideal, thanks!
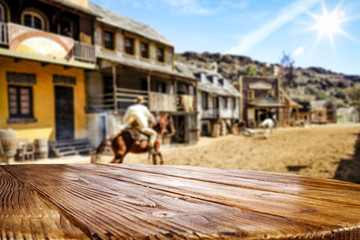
[92,114,175,165]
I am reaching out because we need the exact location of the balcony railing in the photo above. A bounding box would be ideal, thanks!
[0,22,9,45]
[74,41,95,63]
[87,88,148,112]
[149,92,177,112]
[87,88,196,113]
[0,22,95,63]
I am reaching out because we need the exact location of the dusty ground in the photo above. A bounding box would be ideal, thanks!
[6,123,360,183]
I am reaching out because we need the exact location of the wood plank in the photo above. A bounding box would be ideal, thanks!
[85,164,360,230]
[112,164,360,205]
[3,164,335,239]
[0,167,88,239]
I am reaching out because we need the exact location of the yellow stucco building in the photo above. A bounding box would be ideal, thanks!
[0,56,88,141]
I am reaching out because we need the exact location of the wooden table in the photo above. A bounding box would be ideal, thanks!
[1,164,360,239]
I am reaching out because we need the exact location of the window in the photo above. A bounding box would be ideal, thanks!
[124,36,135,55]
[247,90,254,100]
[0,3,4,22]
[201,92,208,110]
[60,19,74,37]
[140,41,149,59]
[232,97,236,110]
[22,10,47,30]
[155,81,166,93]
[224,97,228,109]
[8,85,33,118]
[103,30,115,51]
[157,46,165,62]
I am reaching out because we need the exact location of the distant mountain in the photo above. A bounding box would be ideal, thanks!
[176,51,359,108]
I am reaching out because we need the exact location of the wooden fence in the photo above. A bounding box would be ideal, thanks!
[74,41,95,62]
[149,92,177,112]
[88,89,197,113]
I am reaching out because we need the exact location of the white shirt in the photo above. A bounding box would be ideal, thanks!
[123,104,154,128]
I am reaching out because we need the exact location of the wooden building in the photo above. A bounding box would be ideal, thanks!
[175,63,241,137]
[294,100,311,126]
[337,107,359,123]
[278,88,301,127]
[196,71,241,137]
[0,0,97,157]
[311,100,337,124]
[85,3,198,146]
[236,76,283,128]
[235,76,300,128]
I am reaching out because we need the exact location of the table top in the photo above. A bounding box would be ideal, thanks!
[1,164,360,239]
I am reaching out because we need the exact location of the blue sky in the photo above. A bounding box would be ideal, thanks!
[91,0,360,75]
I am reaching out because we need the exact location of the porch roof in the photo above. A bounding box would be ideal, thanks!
[248,102,286,108]
[175,62,241,97]
[98,54,197,82]
[0,48,96,70]
[197,82,241,97]
[39,0,100,17]
[89,3,173,47]
[248,93,285,108]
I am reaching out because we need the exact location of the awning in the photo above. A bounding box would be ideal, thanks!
[248,103,286,108]
[0,48,96,70]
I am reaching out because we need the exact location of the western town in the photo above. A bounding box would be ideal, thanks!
[1,0,360,239]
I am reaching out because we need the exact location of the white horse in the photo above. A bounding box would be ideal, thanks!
[259,118,275,138]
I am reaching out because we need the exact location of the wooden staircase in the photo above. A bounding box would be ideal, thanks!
[49,138,94,158]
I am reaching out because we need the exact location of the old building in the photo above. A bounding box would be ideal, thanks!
[278,88,301,127]
[175,63,241,137]
[337,107,359,123]
[0,0,97,157]
[196,72,241,137]
[311,100,337,124]
[236,76,282,128]
[235,76,300,128]
[85,3,198,146]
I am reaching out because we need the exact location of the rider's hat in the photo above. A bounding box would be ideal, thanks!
[135,96,145,104]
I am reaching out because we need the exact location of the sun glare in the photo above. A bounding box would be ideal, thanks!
[309,2,350,48]
[315,11,341,37]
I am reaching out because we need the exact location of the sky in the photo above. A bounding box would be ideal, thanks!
[91,0,360,75]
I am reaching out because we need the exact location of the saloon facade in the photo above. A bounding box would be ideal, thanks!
[0,0,96,144]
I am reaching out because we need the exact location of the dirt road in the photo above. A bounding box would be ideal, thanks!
[112,123,360,182]
[8,123,360,183]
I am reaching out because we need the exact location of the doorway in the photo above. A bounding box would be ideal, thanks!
[55,86,74,140]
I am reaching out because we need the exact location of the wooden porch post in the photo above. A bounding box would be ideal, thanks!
[296,107,299,120]
[174,79,178,112]
[112,64,117,114]
[147,74,151,110]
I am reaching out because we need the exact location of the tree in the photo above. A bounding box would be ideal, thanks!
[349,84,360,118]
[280,52,296,89]
[315,91,328,100]
[245,64,257,76]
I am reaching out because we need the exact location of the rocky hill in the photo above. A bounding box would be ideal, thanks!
[176,52,360,107]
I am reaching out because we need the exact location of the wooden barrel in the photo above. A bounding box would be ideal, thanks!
[0,129,17,160]
[34,139,48,159]
[211,123,220,137]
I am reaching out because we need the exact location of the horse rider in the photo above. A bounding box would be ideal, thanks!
[121,96,157,153]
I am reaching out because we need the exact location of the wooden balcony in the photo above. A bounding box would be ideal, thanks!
[87,89,196,113]
[0,22,9,45]
[149,92,177,112]
[0,22,95,63]
[87,88,148,112]
[74,41,96,62]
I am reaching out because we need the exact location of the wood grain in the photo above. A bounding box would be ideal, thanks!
[0,167,88,240]
[2,164,360,239]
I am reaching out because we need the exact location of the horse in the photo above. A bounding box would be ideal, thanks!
[91,114,175,165]
[259,118,276,138]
